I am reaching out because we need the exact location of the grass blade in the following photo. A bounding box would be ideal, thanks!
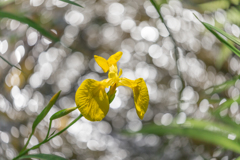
[204,74,240,95]
[195,14,240,57]
[214,96,240,113]
[60,0,83,8]
[0,54,22,71]
[213,114,240,129]
[202,21,240,46]
[32,91,61,134]
[20,91,61,153]
[18,154,67,160]
[137,119,240,153]
[0,11,59,42]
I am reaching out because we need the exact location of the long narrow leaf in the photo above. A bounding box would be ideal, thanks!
[60,0,83,8]
[18,154,67,160]
[50,106,78,120]
[0,55,22,71]
[213,114,240,130]
[195,15,240,57]
[204,74,240,95]
[214,96,240,113]
[0,11,59,42]
[32,91,61,134]
[202,21,240,46]
[137,120,240,153]
[182,119,240,137]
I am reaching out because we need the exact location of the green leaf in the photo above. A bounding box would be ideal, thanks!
[214,96,240,113]
[213,114,240,129]
[137,119,240,153]
[0,55,22,72]
[204,75,240,95]
[50,106,78,120]
[201,20,240,46]
[32,91,61,134]
[0,11,59,42]
[150,0,167,11]
[195,14,240,58]
[182,119,240,137]
[60,0,83,7]
[18,154,67,160]
[50,130,56,136]
[150,0,167,22]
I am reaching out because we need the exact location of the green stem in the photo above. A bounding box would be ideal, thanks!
[45,120,53,139]
[150,0,185,109]
[47,114,82,141]
[13,114,82,160]
[19,133,33,154]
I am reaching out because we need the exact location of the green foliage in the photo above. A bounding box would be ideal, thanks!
[50,106,78,120]
[0,11,59,42]
[0,11,60,71]
[18,154,67,160]
[201,20,240,46]
[195,13,240,62]
[32,91,61,134]
[214,96,240,113]
[151,0,167,11]
[195,15,240,57]
[138,119,240,153]
[19,91,61,154]
[0,55,22,72]
[60,0,83,8]
[205,75,240,95]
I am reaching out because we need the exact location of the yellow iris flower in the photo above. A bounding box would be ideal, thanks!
[75,51,149,121]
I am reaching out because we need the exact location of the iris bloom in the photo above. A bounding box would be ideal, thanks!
[75,52,149,121]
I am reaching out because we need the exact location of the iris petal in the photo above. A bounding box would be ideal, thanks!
[119,78,149,119]
[75,79,109,121]
[94,55,109,72]
[132,78,149,119]
[108,51,123,65]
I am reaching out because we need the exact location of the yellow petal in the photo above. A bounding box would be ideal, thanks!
[119,78,149,119]
[119,68,122,77]
[107,51,123,65]
[118,77,134,88]
[75,79,109,121]
[132,78,149,119]
[94,55,109,72]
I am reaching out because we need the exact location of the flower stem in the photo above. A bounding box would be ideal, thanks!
[13,114,82,160]
[45,120,53,139]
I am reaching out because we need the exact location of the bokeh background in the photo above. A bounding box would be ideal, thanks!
[1,0,240,159]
